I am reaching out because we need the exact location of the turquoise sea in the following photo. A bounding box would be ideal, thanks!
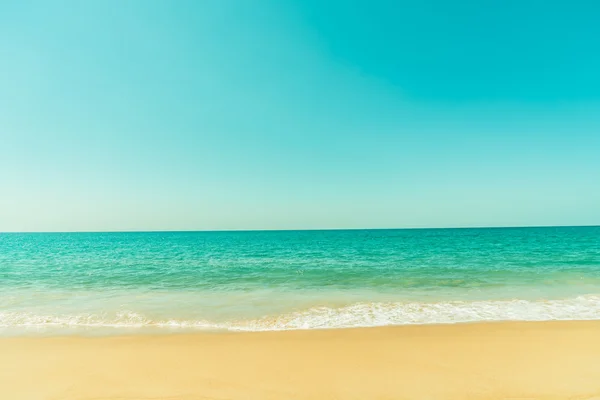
[1,227,599,335]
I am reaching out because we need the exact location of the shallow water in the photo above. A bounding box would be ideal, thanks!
[1,227,599,335]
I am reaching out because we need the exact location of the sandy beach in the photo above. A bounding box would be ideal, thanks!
[1,321,600,400]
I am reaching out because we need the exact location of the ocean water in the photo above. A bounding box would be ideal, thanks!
[1,227,599,336]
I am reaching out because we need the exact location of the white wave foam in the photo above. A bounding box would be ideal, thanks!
[231,295,600,331]
[0,310,225,330]
[2,295,600,332]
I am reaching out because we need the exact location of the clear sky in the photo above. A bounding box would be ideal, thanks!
[1,0,599,232]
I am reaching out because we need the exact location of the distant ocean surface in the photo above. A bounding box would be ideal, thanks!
[1,227,600,336]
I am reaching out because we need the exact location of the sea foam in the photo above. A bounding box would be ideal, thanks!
[2,295,600,333]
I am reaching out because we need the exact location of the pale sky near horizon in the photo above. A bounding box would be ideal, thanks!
[1,0,600,232]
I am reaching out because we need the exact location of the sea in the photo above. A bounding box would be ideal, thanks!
[1,227,599,336]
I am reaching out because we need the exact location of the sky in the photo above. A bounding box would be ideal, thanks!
[1,0,599,232]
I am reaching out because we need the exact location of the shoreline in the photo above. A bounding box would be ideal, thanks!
[3,320,600,399]
[4,317,600,337]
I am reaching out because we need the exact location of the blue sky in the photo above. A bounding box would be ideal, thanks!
[1,0,599,231]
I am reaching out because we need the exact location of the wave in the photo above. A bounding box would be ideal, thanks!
[2,295,600,332]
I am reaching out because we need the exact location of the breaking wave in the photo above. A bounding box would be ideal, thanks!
[2,295,600,333]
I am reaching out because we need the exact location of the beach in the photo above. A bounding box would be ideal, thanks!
[4,0,599,396]
[2,229,600,399]
[2,320,600,400]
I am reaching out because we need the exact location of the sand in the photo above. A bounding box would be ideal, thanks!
[1,320,600,400]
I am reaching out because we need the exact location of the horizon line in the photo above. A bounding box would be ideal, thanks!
[1,224,599,234]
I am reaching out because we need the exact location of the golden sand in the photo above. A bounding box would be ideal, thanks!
[2,321,600,400]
